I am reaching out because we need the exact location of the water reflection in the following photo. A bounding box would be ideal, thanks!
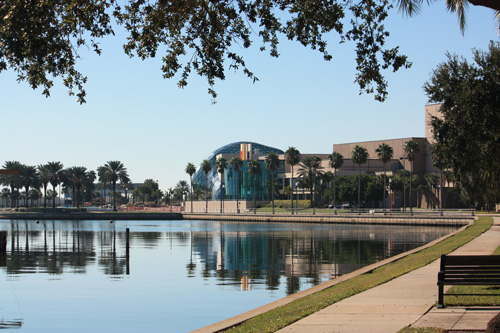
[0,220,458,332]
[2,220,455,295]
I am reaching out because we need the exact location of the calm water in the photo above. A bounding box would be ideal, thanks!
[0,219,458,332]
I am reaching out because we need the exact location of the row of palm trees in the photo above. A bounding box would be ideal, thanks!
[184,140,422,214]
[0,161,129,211]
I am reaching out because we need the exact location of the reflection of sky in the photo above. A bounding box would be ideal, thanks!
[0,219,458,332]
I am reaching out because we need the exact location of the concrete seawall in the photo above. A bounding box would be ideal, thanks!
[0,212,183,221]
[0,211,474,226]
[183,213,474,226]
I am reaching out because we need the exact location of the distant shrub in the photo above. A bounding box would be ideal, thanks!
[262,200,310,209]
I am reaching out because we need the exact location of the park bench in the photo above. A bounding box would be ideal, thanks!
[437,254,500,308]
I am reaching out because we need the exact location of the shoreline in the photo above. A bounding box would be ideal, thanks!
[0,211,474,226]
[191,221,474,333]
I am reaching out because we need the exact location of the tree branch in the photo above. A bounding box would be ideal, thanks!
[468,0,500,12]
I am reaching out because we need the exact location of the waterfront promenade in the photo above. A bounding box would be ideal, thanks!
[194,216,500,333]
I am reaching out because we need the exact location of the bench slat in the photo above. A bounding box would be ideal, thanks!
[438,254,500,308]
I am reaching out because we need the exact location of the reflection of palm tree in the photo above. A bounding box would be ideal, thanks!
[285,147,301,214]
[375,143,393,213]
[352,145,369,209]
[230,157,243,213]
[404,140,420,211]
[99,161,130,211]
[265,152,280,214]
[185,162,196,212]
[201,160,212,213]
[216,156,228,213]
[328,152,343,214]
[247,160,262,214]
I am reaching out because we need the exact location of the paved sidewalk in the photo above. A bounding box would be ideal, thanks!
[278,217,500,333]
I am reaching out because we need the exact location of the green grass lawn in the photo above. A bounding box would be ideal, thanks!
[222,217,493,333]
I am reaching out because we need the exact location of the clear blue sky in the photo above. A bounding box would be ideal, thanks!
[1,3,498,192]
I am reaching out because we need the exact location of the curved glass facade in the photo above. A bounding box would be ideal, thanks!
[192,142,284,201]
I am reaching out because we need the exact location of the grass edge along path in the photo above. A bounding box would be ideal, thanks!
[223,217,493,333]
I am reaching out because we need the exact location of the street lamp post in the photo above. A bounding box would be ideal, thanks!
[389,178,392,215]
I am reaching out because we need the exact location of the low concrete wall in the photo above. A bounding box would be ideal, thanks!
[183,213,473,226]
[0,211,473,226]
[0,212,183,221]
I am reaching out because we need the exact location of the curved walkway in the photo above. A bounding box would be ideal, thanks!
[277,216,500,333]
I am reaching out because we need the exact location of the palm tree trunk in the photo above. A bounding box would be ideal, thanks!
[205,177,208,213]
[312,175,315,215]
[383,164,387,213]
[334,170,337,215]
[236,171,240,213]
[76,187,80,209]
[358,164,361,209]
[24,186,29,207]
[190,176,193,213]
[410,162,413,213]
[291,165,294,214]
[112,181,117,211]
[52,184,57,209]
[271,172,275,214]
[253,176,256,214]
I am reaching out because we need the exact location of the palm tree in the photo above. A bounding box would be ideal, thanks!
[216,156,228,213]
[285,147,301,214]
[97,166,108,205]
[46,161,64,209]
[352,145,369,209]
[99,161,130,211]
[0,161,22,208]
[1,188,11,207]
[185,162,196,212]
[375,143,393,213]
[298,156,323,214]
[230,156,243,213]
[175,180,190,206]
[424,173,440,208]
[247,160,262,214]
[404,140,420,211]
[328,152,344,214]
[119,180,134,206]
[430,143,447,211]
[37,164,51,208]
[85,170,97,203]
[20,165,39,207]
[64,166,90,209]
[265,152,280,214]
[201,160,212,213]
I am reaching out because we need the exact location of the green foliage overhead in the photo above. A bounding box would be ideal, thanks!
[0,0,417,103]
[425,41,500,205]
